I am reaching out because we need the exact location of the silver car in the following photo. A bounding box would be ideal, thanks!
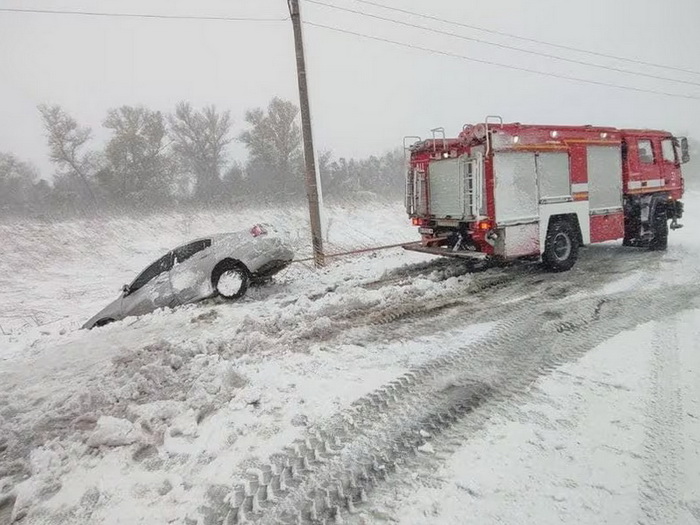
[83,225,294,329]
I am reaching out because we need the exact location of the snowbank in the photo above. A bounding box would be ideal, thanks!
[0,200,420,353]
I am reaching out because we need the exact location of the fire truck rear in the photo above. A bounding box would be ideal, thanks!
[404,118,690,271]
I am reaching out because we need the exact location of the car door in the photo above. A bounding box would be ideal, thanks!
[121,252,175,317]
[169,239,213,303]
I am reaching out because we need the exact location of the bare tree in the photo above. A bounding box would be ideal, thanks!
[321,149,404,200]
[100,105,172,204]
[0,153,41,214]
[168,102,232,202]
[38,104,98,204]
[239,98,303,199]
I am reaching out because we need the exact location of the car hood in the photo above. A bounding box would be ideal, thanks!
[82,296,122,330]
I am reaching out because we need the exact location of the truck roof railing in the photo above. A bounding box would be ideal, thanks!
[402,135,422,165]
[485,115,504,155]
[430,127,447,153]
[485,115,504,127]
[402,135,422,150]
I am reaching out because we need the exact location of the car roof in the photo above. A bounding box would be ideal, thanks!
[173,226,275,250]
[175,231,243,247]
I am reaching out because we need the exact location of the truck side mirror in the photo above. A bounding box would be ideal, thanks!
[675,136,690,164]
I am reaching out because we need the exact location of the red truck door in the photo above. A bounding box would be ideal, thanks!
[658,136,683,195]
[628,138,662,192]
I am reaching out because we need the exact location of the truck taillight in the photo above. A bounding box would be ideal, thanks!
[412,217,421,226]
[477,219,494,231]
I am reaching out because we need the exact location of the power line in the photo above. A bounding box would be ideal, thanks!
[0,7,288,22]
[306,0,700,88]
[350,0,700,77]
[304,21,700,101]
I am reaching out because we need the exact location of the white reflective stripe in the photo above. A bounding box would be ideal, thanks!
[571,183,589,193]
[590,207,624,215]
[628,179,665,190]
[540,196,573,204]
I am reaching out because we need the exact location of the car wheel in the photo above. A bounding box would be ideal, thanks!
[542,220,579,272]
[212,260,250,300]
[94,318,115,328]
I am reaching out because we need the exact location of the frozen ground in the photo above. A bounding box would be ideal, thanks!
[0,194,699,525]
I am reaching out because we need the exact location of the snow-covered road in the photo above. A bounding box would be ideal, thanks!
[1,194,699,525]
[383,311,700,525]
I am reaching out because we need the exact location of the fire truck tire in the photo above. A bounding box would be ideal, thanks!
[649,206,668,251]
[542,220,579,272]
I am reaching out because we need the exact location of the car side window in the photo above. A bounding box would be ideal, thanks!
[173,239,212,264]
[661,138,676,163]
[129,252,174,294]
[638,139,655,165]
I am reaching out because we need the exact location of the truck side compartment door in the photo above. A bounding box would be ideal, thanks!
[536,151,571,203]
[492,152,539,258]
[587,145,624,243]
[493,152,539,224]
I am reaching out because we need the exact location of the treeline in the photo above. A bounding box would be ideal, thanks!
[0,98,405,218]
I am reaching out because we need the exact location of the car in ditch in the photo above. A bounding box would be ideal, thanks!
[83,224,293,329]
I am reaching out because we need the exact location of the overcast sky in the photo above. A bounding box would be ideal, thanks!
[1,0,699,177]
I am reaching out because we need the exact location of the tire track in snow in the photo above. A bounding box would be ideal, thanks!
[0,495,14,525]
[205,251,684,524]
[637,318,684,525]
[358,289,698,524]
[223,284,699,524]
[220,263,649,523]
[244,245,664,358]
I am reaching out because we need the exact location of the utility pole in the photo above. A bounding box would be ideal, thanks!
[288,0,325,267]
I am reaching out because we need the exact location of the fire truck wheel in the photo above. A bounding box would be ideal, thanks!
[542,220,579,272]
[649,206,668,251]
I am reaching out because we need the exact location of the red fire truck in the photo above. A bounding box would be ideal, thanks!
[403,118,690,271]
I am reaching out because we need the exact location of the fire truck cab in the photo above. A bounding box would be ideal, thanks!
[404,119,689,271]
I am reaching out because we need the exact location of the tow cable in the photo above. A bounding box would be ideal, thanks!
[292,242,415,264]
